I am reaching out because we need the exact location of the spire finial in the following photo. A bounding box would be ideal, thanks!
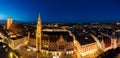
[37,13,42,24]
[38,13,40,18]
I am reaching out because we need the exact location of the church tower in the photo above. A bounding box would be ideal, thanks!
[36,14,42,52]
[7,17,13,29]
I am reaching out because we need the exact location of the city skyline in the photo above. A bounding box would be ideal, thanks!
[0,5,120,58]
[0,0,120,23]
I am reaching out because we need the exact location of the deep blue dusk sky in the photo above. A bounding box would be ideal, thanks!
[0,0,120,23]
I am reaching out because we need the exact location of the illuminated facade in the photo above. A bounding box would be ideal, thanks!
[80,43,98,56]
[117,36,120,46]
[111,35,117,49]
[41,28,74,57]
[7,17,13,29]
[77,33,99,57]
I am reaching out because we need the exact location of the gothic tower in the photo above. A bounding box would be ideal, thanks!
[36,14,42,52]
[7,17,13,29]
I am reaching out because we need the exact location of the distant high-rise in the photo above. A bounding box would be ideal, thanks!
[36,14,42,52]
[7,17,13,29]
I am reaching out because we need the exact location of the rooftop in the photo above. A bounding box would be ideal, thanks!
[76,33,96,45]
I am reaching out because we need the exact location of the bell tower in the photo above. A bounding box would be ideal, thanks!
[7,17,13,29]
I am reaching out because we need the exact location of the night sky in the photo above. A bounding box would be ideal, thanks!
[0,0,120,23]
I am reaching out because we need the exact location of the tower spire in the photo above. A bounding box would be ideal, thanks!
[36,13,42,53]
[37,13,41,25]
[38,13,40,18]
